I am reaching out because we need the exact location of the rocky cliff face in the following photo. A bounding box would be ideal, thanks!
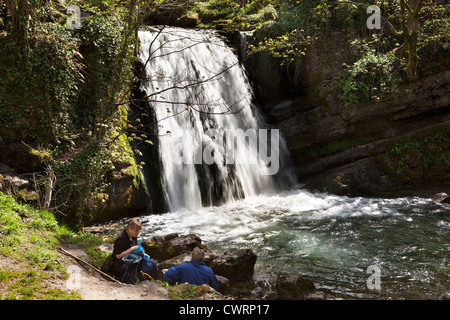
[247,32,450,197]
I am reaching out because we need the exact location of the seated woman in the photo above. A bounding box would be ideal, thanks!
[111,218,158,281]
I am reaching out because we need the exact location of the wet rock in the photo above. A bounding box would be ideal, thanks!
[211,248,257,282]
[150,233,179,244]
[432,192,450,203]
[222,280,257,299]
[160,250,219,269]
[216,275,229,293]
[243,272,325,300]
[305,290,327,300]
[168,234,205,254]
[82,226,105,234]
[275,275,316,300]
[268,100,295,122]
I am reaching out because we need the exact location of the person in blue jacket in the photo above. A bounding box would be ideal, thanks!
[163,247,218,290]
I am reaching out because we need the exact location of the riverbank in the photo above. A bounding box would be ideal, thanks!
[2,189,449,300]
[95,188,450,300]
[0,191,324,300]
[0,192,224,300]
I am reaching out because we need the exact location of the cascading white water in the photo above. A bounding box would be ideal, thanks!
[112,29,450,299]
[105,189,450,299]
[138,28,296,212]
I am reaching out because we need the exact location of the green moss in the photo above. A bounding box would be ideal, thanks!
[0,268,81,300]
[27,148,52,167]
[194,0,277,30]
[168,283,200,300]
[332,175,345,188]
[109,105,144,190]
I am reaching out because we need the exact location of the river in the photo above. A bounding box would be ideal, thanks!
[109,27,450,300]
[102,188,449,299]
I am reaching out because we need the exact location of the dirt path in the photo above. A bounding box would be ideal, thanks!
[1,243,224,300]
[57,244,171,300]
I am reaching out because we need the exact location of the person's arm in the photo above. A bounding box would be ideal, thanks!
[115,245,139,260]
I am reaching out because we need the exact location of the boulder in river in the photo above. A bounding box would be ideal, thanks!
[275,274,316,300]
[141,233,209,261]
[432,192,450,204]
[210,248,257,282]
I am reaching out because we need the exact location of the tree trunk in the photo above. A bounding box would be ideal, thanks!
[406,34,419,82]
[399,0,423,82]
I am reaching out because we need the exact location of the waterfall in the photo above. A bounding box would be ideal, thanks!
[137,27,296,212]
[239,31,253,61]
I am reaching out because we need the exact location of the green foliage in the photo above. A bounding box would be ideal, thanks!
[0,22,83,144]
[418,13,450,71]
[337,38,401,106]
[1,1,139,225]
[0,192,62,265]
[51,145,111,223]
[191,0,278,29]
[248,0,447,104]
[249,0,382,67]
[73,15,134,134]
[250,25,310,66]
[278,0,332,39]
[389,131,450,176]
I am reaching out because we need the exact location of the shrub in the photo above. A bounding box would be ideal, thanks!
[337,39,402,106]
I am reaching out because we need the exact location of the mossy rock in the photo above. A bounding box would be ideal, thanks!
[141,233,208,262]
[176,13,199,28]
[0,143,52,172]
[381,124,450,187]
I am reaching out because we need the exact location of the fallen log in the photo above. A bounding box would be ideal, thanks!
[59,246,123,285]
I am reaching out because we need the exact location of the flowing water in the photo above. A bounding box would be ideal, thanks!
[138,28,296,212]
[105,190,449,299]
[108,28,450,299]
